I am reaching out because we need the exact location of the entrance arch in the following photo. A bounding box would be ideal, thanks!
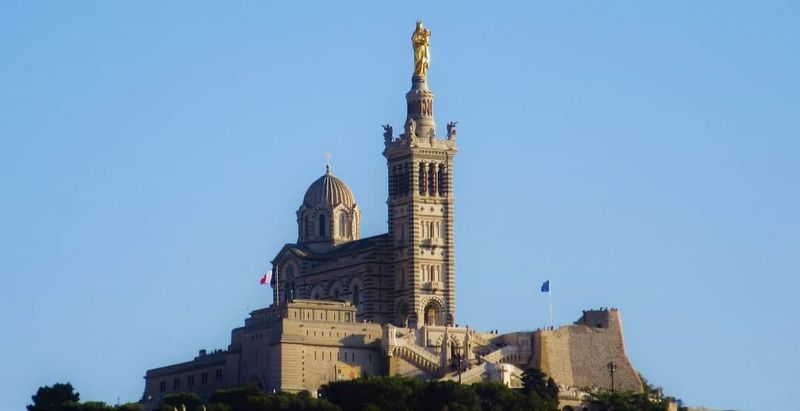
[421,298,445,326]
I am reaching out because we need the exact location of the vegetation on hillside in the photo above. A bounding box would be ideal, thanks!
[30,369,681,411]
[27,383,142,411]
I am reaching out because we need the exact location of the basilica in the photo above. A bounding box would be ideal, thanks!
[142,22,643,411]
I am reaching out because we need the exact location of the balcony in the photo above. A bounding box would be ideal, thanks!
[422,281,443,291]
[421,238,444,247]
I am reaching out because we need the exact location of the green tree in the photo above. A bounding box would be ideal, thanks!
[592,390,669,411]
[79,402,113,411]
[473,381,519,411]
[209,384,338,411]
[419,380,480,411]
[117,403,145,411]
[320,376,422,411]
[320,375,558,411]
[157,393,201,411]
[28,383,81,411]
[520,368,559,410]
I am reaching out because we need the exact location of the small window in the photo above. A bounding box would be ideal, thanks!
[201,372,208,384]
[215,368,223,382]
[339,214,346,237]
[159,381,166,392]
[319,214,326,237]
[173,378,180,390]
[187,375,194,387]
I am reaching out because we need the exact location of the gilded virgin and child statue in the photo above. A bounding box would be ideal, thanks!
[412,20,431,77]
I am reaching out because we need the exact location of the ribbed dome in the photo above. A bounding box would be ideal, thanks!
[302,167,356,208]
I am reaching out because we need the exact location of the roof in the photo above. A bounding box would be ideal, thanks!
[278,233,389,262]
[302,167,356,208]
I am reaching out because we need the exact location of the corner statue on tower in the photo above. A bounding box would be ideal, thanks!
[412,20,431,78]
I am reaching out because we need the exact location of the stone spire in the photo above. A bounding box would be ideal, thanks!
[440,326,452,373]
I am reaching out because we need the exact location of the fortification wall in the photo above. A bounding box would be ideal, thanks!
[535,309,642,392]
[534,327,575,386]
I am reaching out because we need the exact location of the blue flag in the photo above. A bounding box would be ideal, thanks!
[541,280,550,293]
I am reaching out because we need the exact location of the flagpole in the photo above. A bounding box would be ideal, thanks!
[275,264,280,306]
[548,281,553,329]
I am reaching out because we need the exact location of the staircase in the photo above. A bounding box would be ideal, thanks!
[441,361,526,386]
[481,345,520,364]
[441,362,489,384]
[391,339,440,374]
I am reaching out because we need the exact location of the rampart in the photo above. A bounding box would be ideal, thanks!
[533,308,642,392]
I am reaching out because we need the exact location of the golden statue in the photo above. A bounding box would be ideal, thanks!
[412,20,431,77]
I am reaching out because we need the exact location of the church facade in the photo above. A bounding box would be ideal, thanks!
[271,51,458,329]
[142,22,642,410]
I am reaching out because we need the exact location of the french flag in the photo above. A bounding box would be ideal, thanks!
[259,271,272,285]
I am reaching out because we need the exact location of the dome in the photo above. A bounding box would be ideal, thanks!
[302,167,356,208]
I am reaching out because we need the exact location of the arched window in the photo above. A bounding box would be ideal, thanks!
[390,166,397,198]
[319,214,326,237]
[418,163,426,195]
[438,164,447,196]
[352,285,360,307]
[428,163,436,195]
[304,216,311,238]
[424,302,439,326]
[285,282,296,302]
[402,163,410,195]
[339,213,346,237]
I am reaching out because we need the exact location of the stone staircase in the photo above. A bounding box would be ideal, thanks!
[391,339,440,374]
[441,362,488,383]
[441,361,527,385]
[470,331,493,348]
[481,345,520,364]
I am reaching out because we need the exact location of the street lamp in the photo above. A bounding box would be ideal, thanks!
[607,361,617,392]
[451,344,480,384]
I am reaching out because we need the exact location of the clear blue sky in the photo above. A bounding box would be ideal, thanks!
[1,1,798,410]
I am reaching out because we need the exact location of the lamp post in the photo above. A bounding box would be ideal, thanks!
[451,344,478,384]
[453,351,463,383]
[607,361,617,392]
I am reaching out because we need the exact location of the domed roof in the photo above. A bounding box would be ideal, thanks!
[302,166,356,208]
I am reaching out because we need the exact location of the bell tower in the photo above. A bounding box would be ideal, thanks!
[384,21,458,328]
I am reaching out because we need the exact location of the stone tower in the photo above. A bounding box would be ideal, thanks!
[385,21,458,328]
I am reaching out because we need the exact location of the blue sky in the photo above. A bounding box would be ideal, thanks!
[1,1,798,410]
